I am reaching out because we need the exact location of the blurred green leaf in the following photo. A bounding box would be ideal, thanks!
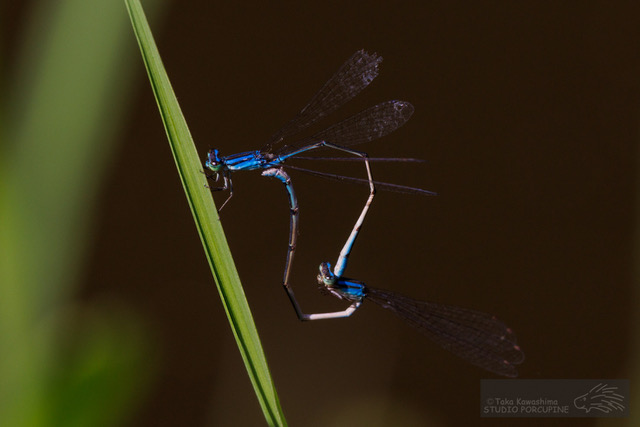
[0,0,164,425]
[47,305,155,427]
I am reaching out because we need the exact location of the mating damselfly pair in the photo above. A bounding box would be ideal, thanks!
[204,50,524,377]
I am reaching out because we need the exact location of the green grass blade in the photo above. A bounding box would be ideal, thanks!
[124,1,287,425]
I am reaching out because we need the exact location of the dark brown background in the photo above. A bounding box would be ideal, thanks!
[6,1,639,426]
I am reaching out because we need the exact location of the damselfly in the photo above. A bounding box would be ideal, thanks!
[262,166,373,321]
[315,262,525,377]
[263,169,524,377]
[204,50,435,211]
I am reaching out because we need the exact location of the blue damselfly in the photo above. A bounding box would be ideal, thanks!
[204,49,434,210]
[263,168,524,377]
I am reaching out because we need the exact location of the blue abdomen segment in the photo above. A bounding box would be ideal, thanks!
[223,151,281,171]
[332,278,367,301]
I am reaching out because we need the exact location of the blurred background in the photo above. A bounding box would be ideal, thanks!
[2,1,639,426]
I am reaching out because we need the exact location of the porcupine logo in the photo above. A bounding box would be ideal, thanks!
[573,383,625,414]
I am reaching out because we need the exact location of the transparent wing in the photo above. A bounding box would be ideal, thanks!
[283,163,437,196]
[290,156,425,163]
[263,50,382,151]
[274,100,414,155]
[366,287,525,377]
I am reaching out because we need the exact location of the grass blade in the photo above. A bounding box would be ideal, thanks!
[124,1,287,425]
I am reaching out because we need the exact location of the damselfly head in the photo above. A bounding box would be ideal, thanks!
[205,149,223,173]
[317,262,336,287]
